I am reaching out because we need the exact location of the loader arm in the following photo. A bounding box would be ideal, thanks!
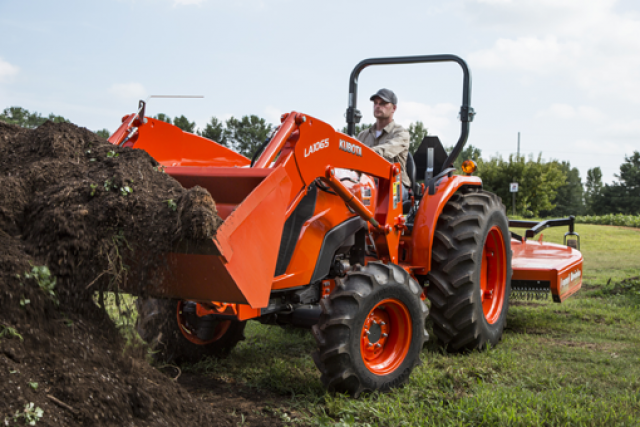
[250,112,404,263]
[282,113,404,260]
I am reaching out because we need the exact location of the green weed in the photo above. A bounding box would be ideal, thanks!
[23,265,58,304]
[0,324,23,341]
[165,199,177,211]
[100,292,141,345]
[7,403,43,426]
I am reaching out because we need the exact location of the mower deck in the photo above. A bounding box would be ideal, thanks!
[510,238,583,302]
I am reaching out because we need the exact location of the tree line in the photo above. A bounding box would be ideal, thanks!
[153,113,271,159]
[0,106,111,138]
[2,106,638,217]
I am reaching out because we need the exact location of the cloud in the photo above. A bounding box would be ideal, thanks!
[466,0,640,103]
[466,0,616,34]
[571,139,627,157]
[395,102,457,135]
[219,113,233,122]
[172,0,205,5]
[109,83,147,101]
[264,105,283,125]
[169,0,277,9]
[0,57,19,82]
[469,36,582,73]
[535,104,640,141]
[475,0,512,4]
[600,119,640,139]
[536,104,605,122]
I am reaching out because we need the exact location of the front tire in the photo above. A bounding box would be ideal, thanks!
[312,262,428,397]
[426,188,512,352]
[136,298,246,364]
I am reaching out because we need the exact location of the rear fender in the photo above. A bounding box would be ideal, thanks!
[411,175,482,274]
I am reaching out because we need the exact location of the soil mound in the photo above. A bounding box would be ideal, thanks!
[0,121,282,426]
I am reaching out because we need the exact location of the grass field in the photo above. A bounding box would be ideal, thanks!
[185,224,640,426]
[113,223,640,426]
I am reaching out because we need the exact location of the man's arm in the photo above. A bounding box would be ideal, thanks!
[372,127,410,160]
[356,128,369,145]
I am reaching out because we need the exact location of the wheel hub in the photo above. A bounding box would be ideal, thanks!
[366,322,382,343]
[362,310,389,355]
[177,301,231,345]
[480,226,507,324]
[360,298,412,375]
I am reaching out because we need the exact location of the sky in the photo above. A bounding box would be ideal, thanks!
[1,0,639,184]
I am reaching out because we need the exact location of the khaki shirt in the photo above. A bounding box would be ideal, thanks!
[357,121,411,187]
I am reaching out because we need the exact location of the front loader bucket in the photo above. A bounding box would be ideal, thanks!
[145,166,292,309]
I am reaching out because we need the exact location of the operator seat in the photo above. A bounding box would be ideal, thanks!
[402,154,419,214]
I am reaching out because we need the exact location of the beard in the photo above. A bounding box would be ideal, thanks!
[374,109,391,119]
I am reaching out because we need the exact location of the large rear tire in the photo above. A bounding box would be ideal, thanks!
[136,298,246,364]
[312,262,428,397]
[426,188,512,352]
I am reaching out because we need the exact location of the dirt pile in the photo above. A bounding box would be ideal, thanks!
[0,121,282,426]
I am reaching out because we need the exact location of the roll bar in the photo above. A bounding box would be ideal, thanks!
[345,54,474,171]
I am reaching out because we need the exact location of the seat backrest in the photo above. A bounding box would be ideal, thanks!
[405,152,419,195]
[412,136,448,181]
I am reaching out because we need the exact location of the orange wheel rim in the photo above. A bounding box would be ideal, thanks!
[176,301,231,345]
[480,226,507,324]
[360,298,412,375]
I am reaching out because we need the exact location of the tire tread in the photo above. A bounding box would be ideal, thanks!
[426,189,512,352]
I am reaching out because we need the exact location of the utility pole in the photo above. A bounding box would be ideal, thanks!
[513,132,520,216]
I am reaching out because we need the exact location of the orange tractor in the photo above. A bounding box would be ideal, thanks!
[109,55,583,396]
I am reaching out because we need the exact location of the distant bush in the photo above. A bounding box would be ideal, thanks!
[575,214,640,228]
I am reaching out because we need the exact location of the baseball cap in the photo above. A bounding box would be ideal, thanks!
[370,88,398,105]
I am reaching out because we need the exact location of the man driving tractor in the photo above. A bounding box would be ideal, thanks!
[357,88,411,200]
